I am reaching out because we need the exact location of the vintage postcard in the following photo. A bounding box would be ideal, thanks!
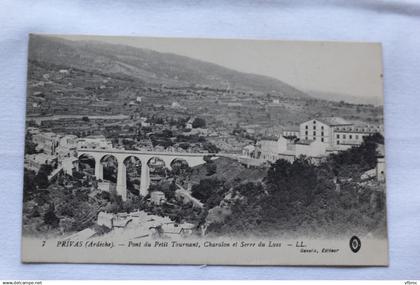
[21,34,388,265]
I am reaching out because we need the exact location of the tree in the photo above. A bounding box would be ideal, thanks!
[43,203,59,228]
[203,142,220,153]
[327,132,384,178]
[206,163,217,176]
[264,157,317,206]
[171,160,190,176]
[191,178,226,208]
[203,155,214,163]
[158,180,176,201]
[23,170,37,201]
[178,143,190,150]
[25,133,38,154]
[59,217,76,233]
[160,129,173,138]
[82,116,90,122]
[34,171,49,189]
[204,136,387,237]
[192,118,206,128]
[39,164,53,175]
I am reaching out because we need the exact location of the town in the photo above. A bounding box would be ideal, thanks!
[22,35,387,242]
[25,114,385,199]
[23,110,386,240]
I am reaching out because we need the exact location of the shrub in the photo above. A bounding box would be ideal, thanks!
[191,178,227,208]
[43,204,59,228]
[192,118,206,128]
[59,217,76,232]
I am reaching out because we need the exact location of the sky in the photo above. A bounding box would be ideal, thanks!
[56,34,384,105]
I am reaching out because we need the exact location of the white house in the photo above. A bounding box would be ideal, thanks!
[257,136,295,163]
[243,117,383,165]
[77,135,113,150]
[25,153,58,172]
[242,145,255,157]
[56,135,78,158]
[299,117,382,149]
[294,139,329,158]
[32,132,60,155]
[332,124,383,147]
[299,117,352,145]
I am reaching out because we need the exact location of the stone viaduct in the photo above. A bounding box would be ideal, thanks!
[77,148,226,201]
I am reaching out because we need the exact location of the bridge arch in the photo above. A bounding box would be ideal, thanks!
[170,158,191,176]
[75,149,221,201]
[78,153,96,176]
[123,155,142,196]
[147,156,167,168]
[99,154,119,183]
[147,156,169,185]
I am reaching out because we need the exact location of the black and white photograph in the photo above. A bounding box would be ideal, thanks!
[21,34,388,265]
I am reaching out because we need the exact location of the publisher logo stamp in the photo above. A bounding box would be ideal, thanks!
[350,236,361,253]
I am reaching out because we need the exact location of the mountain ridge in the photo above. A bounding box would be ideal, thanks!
[28,35,309,99]
[306,90,383,106]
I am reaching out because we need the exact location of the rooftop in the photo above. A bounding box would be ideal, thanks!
[295,139,312,145]
[260,136,279,142]
[283,127,299,132]
[26,153,56,162]
[315,117,352,126]
[243,145,255,151]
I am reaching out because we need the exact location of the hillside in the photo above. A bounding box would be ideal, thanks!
[26,35,384,132]
[307,90,383,106]
[28,35,308,99]
[190,157,267,186]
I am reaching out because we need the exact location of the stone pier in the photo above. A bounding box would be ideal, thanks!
[78,148,215,202]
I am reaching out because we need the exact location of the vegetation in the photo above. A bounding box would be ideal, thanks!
[22,171,141,236]
[22,131,385,239]
[203,134,386,238]
[24,132,39,155]
[192,117,206,128]
[191,178,228,208]
[23,36,386,240]
[23,164,53,202]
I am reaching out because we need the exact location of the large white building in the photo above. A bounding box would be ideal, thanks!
[299,117,382,149]
[24,153,58,172]
[332,124,383,147]
[255,135,329,163]
[32,132,60,155]
[299,117,352,145]
[244,117,383,164]
[56,135,78,158]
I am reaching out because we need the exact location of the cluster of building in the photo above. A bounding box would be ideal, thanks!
[242,117,384,164]
[25,127,113,174]
[28,127,112,155]
[95,210,196,239]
